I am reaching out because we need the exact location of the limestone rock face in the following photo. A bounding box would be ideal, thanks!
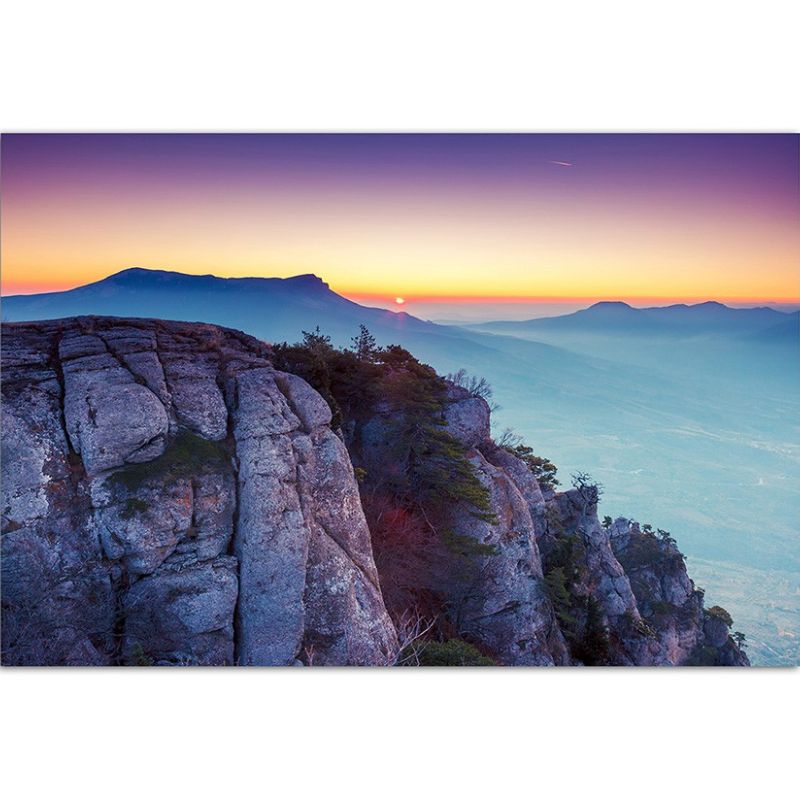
[229,367,395,665]
[122,557,238,666]
[1,317,396,666]
[2,326,114,666]
[484,446,546,512]
[546,491,641,621]
[443,385,491,448]
[355,387,570,665]
[59,333,171,474]
[448,449,570,665]
[610,520,749,666]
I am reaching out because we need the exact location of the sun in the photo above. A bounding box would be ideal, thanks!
[394,296,405,305]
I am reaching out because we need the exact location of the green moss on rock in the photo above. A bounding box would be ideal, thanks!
[107,430,231,492]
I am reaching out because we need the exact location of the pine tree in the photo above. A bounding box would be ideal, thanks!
[351,324,378,361]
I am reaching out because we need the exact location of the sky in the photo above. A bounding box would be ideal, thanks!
[2,133,798,309]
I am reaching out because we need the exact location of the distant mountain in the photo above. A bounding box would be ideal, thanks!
[475,299,796,340]
[642,301,794,334]
[743,312,800,343]
[515,301,669,334]
[1,268,437,347]
[0,267,614,406]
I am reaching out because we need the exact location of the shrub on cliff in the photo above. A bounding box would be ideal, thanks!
[410,638,496,666]
[445,367,499,412]
[445,368,494,402]
[271,328,348,428]
[544,567,576,627]
[274,328,494,522]
[616,526,685,571]
[685,644,723,666]
[707,605,734,627]
[573,596,611,666]
[511,444,559,489]
[495,428,559,489]
[351,324,378,361]
[571,471,603,507]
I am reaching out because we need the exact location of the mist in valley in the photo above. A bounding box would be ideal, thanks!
[459,307,799,666]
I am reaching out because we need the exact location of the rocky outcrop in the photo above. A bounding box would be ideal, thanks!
[1,317,397,666]
[442,385,491,448]
[350,386,569,665]
[449,448,571,665]
[535,488,654,665]
[1,317,748,667]
[438,390,570,664]
[609,520,749,666]
[354,384,747,666]
[485,464,749,666]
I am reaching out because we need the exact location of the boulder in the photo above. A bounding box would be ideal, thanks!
[443,385,491,447]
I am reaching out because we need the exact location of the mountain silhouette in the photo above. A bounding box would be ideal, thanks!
[474,298,794,340]
[2,267,437,346]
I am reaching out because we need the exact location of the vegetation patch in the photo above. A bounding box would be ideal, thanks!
[647,600,675,618]
[616,534,669,571]
[495,428,559,490]
[408,639,496,666]
[540,535,612,664]
[273,326,495,523]
[706,605,733,627]
[685,644,721,667]
[107,430,230,492]
[544,567,577,628]
[571,596,611,666]
[125,643,154,667]
[441,528,499,558]
[542,533,587,633]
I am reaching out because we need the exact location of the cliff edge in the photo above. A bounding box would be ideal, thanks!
[1,318,748,666]
[1,317,396,665]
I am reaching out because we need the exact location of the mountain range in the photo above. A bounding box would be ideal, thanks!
[474,299,799,340]
[2,268,436,343]
[5,268,797,341]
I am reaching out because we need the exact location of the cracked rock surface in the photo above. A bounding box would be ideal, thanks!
[2,317,396,665]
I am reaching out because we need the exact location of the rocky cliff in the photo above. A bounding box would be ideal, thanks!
[1,317,396,665]
[1,317,748,666]
[349,384,748,667]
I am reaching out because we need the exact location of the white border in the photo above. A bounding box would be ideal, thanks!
[2,1,798,797]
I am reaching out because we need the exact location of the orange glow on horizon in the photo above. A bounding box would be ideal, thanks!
[341,289,800,306]
[3,268,797,309]
[2,135,797,305]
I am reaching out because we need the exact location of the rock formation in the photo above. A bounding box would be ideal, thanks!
[2,317,396,665]
[1,317,748,666]
[351,386,749,667]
